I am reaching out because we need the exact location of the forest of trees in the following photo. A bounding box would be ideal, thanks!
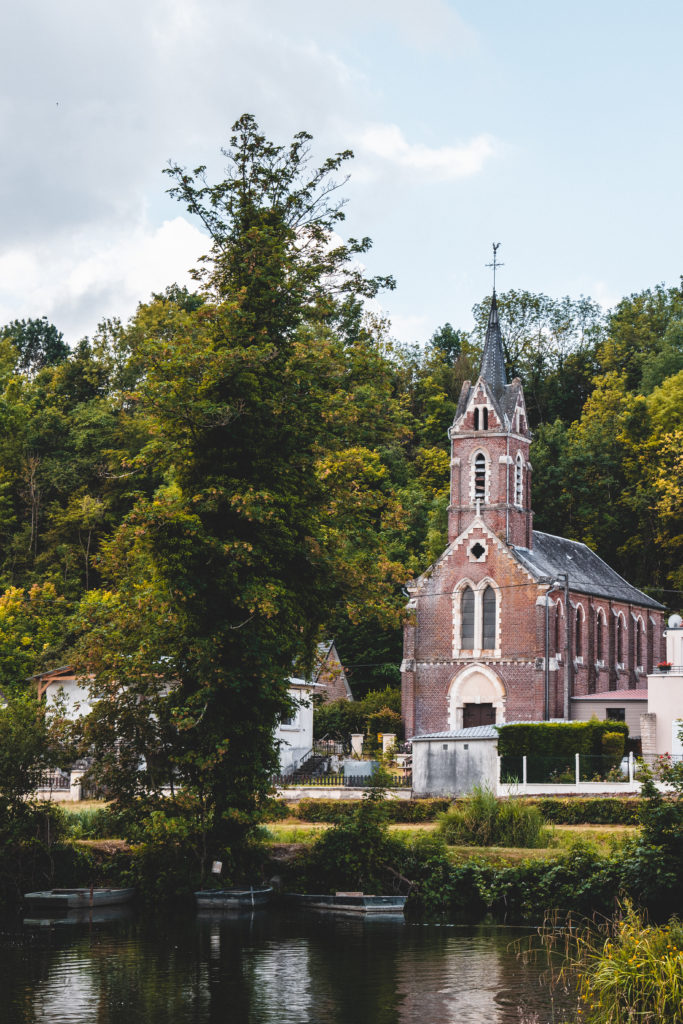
[0,116,681,845]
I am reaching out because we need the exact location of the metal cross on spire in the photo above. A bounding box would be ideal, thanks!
[485,242,504,293]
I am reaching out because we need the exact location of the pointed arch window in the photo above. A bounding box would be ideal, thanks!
[515,453,524,507]
[636,620,642,666]
[461,587,475,648]
[555,601,562,654]
[616,615,624,663]
[596,612,604,661]
[474,453,486,501]
[473,407,480,430]
[482,586,496,649]
[483,407,489,430]
[575,607,583,657]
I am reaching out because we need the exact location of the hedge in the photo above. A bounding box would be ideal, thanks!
[498,720,629,783]
[526,797,642,825]
[267,796,644,826]
[289,798,451,824]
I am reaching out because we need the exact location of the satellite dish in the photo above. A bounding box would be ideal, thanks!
[668,613,683,628]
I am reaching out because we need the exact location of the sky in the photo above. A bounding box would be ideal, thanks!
[1,0,682,348]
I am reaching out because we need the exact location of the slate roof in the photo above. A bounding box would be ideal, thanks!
[479,292,507,398]
[512,531,665,611]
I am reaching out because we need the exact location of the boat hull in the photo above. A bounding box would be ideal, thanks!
[23,888,135,911]
[195,888,273,910]
[285,893,406,915]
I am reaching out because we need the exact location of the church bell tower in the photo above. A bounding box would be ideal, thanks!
[447,280,533,549]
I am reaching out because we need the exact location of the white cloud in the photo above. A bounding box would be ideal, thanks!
[351,123,497,181]
[0,217,208,343]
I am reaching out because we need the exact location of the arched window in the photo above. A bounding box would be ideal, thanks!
[482,586,496,649]
[483,407,489,430]
[515,454,524,506]
[555,601,563,654]
[461,587,475,648]
[636,620,642,666]
[575,607,582,656]
[596,612,604,661]
[617,615,624,663]
[474,453,486,501]
[473,407,480,430]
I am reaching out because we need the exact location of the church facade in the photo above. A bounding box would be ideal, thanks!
[401,294,666,738]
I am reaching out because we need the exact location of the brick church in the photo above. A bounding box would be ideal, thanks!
[401,291,666,737]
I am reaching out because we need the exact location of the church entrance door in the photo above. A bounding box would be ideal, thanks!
[463,703,495,728]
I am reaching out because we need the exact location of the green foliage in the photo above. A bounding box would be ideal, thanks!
[313,686,402,740]
[298,789,398,893]
[497,720,629,782]
[601,731,625,771]
[437,788,548,848]
[530,797,641,825]
[291,797,450,824]
[540,905,683,1024]
[0,316,69,376]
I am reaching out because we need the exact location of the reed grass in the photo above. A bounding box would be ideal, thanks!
[532,904,683,1023]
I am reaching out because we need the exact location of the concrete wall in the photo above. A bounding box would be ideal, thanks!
[571,698,645,737]
[412,737,498,797]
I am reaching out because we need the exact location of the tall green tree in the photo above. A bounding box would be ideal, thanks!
[76,116,403,848]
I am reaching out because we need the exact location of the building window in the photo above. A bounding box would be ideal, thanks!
[482,586,496,649]
[575,607,582,657]
[515,454,523,506]
[596,613,603,661]
[473,407,479,430]
[474,453,486,500]
[607,707,625,722]
[555,601,563,654]
[483,407,489,430]
[636,621,642,666]
[461,587,475,648]
[617,616,624,663]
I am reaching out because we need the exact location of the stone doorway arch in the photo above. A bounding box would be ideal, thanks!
[448,665,506,731]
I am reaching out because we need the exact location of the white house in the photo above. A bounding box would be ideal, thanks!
[34,665,319,782]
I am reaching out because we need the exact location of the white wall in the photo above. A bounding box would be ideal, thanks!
[274,681,314,773]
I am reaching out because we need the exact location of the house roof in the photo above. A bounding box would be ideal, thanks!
[512,531,665,611]
[571,689,649,701]
[411,725,500,741]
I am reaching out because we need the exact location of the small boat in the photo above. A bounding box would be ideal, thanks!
[194,887,273,910]
[285,892,407,915]
[23,888,135,911]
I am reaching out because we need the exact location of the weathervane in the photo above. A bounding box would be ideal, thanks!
[486,242,504,293]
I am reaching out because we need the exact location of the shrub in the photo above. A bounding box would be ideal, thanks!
[601,731,625,772]
[293,798,450,824]
[540,905,683,1023]
[531,797,641,825]
[497,720,629,783]
[437,787,548,848]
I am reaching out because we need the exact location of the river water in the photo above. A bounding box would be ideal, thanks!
[0,907,577,1024]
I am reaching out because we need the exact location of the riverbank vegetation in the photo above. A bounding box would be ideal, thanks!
[533,904,683,1023]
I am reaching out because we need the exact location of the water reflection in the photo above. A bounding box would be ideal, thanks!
[0,909,574,1024]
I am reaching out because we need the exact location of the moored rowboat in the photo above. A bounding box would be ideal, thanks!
[285,892,406,915]
[194,887,273,910]
[23,888,135,911]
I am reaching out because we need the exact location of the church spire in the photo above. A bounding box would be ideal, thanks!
[479,291,507,397]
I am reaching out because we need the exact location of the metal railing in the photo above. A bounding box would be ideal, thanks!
[37,771,70,791]
[274,772,412,789]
